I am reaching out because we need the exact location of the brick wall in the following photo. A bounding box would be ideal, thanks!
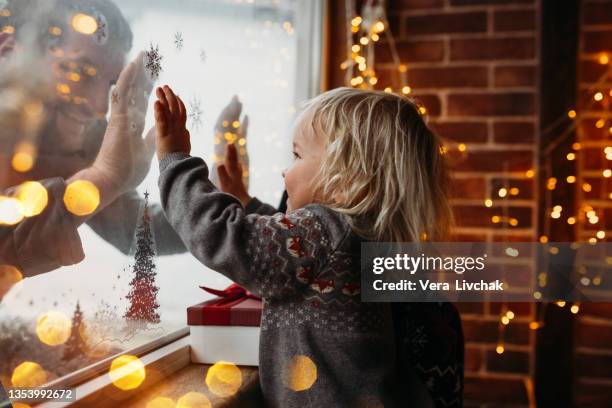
[327,0,541,406]
[381,1,540,406]
[574,1,612,405]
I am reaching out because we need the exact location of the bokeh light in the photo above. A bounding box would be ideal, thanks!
[71,13,98,35]
[146,397,176,408]
[11,141,37,173]
[284,355,317,392]
[109,354,146,390]
[15,181,48,217]
[0,264,23,299]
[176,392,211,408]
[63,179,100,216]
[36,310,72,346]
[0,195,25,225]
[205,361,242,398]
[11,361,47,387]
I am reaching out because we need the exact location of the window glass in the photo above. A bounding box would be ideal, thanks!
[0,0,312,386]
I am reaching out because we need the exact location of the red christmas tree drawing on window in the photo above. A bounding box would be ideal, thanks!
[124,192,161,324]
[62,301,85,361]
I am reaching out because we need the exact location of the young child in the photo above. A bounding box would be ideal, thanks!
[154,85,460,407]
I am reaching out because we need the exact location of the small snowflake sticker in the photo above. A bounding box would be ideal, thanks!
[174,32,184,51]
[93,11,108,45]
[188,96,203,130]
[144,42,163,80]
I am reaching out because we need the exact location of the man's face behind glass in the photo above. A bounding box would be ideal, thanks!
[45,27,125,152]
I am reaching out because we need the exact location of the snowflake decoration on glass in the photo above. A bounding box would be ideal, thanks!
[188,96,204,130]
[199,48,207,63]
[93,11,109,45]
[174,32,184,51]
[144,42,163,80]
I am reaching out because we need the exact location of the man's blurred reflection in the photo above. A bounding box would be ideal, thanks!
[0,0,187,289]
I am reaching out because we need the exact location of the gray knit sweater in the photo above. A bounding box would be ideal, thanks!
[158,153,430,407]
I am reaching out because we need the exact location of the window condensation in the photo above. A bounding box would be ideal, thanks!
[0,0,306,384]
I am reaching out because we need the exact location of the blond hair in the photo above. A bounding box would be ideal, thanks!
[304,87,454,242]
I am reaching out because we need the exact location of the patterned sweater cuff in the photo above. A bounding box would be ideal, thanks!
[159,152,192,172]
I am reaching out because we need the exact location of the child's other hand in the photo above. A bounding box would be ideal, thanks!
[218,143,251,207]
[155,85,191,160]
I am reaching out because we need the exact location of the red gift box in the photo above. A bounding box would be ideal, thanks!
[187,284,262,366]
[187,283,262,326]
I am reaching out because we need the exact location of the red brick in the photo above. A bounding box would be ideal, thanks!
[465,346,484,372]
[490,177,535,199]
[489,302,533,317]
[583,2,612,26]
[452,204,533,228]
[582,147,609,170]
[388,0,444,9]
[486,349,530,374]
[404,11,487,35]
[579,118,611,140]
[494,65,537,87]
[450,150,534,172]
[493,121,535,143]
[410,93,442,116]
[449,177,487,199]
[575,320,612,350]
[575,381,612,407]
[463,319,530,344]
[579,60,612,84]
[407,66,488,88]
[575,352,612,378]
[494,10,536,32]
[487,262,534,287]
[582,177,605,200]
[451,37,536,61]
[452,0,533,4]
[584,30,612,54]
[580,302,612,319]
[456,302,486,314]
[377,39,445,63]
[448,93,535,116]
[490,233,537,242]
[433,121,488,143]
[464,376,528,404]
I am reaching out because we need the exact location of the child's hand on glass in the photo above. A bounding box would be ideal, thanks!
[155,85,191,159]
[218,143,251,207]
